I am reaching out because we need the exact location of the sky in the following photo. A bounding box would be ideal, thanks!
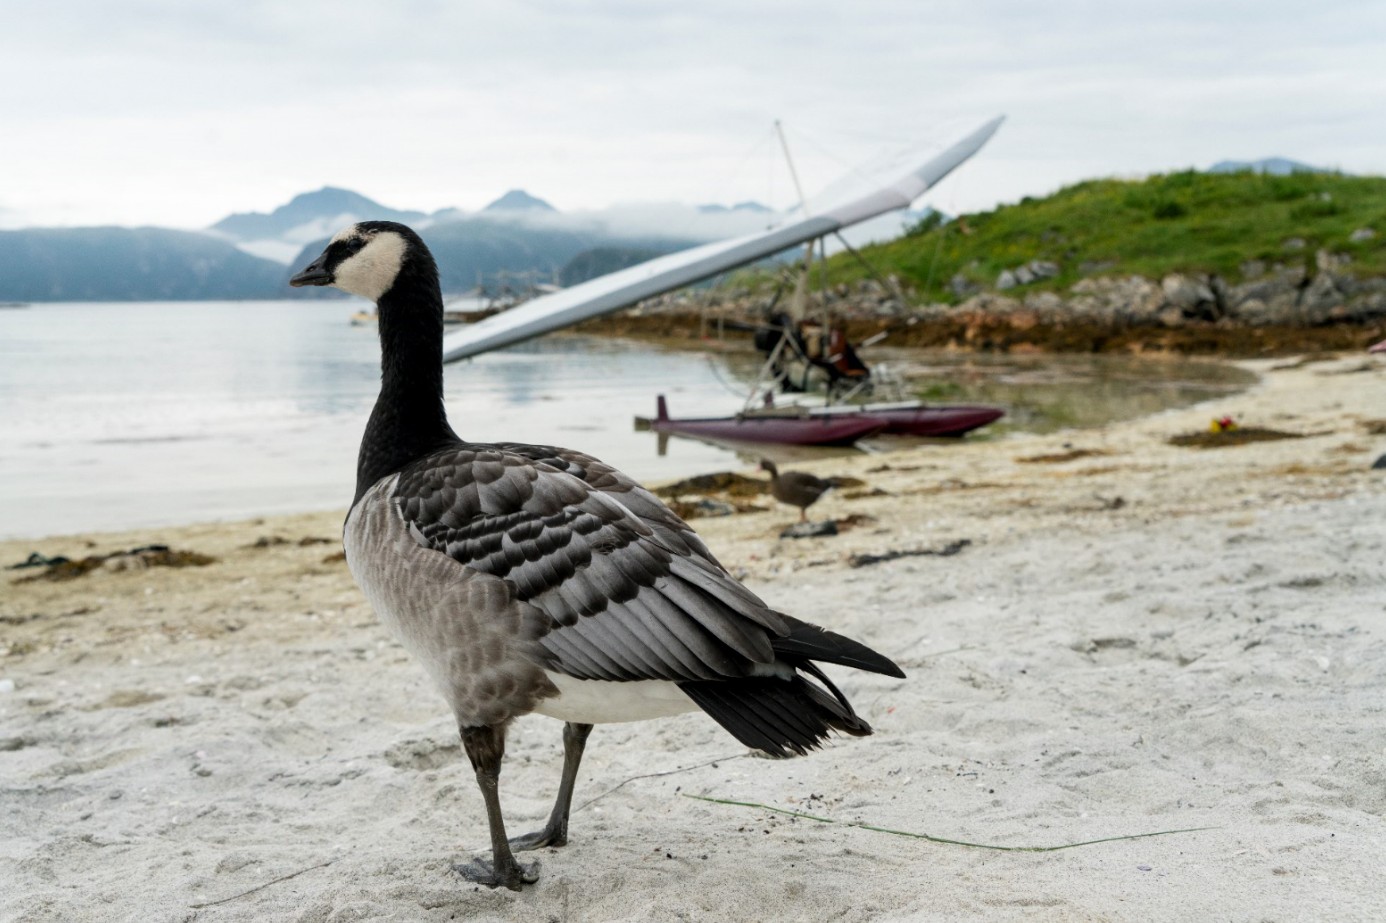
[2,0,1383,231]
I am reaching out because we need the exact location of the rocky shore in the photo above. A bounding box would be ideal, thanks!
[582,251,1386,355]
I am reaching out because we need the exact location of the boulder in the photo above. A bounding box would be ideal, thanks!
[1316,249,1351,272]
[1157,306,1186,327]
[1161,273,1216,310]
[1158,273,1223,322]
[1225,266,1306,323]
[1068,275,1164,323]
[1022,291,1065,316]
[949,273,981,299]
[1292,273,1344,321]
[958,292,1024,316]
[995,260,1058,291]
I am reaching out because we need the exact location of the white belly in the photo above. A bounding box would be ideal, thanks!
[532,672,699,724]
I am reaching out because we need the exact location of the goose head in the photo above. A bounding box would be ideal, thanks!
[290,221,430,302]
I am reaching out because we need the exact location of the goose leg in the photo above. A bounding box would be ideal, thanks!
[511,722,593,851]
[453,725,539,891]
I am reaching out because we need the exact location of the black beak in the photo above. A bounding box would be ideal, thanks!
[289,255,332,287]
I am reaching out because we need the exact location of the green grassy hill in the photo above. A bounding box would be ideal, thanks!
[822,170,1386,303]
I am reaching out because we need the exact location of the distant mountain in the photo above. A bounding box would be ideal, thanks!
[0,227,287,301]
[286,217,698,296]
[482,189,556,212]
[559,247,666,286]
[697,201,772,214]
[0,186,831,302]
[1208,157,1329,176]
[209,187,428,242]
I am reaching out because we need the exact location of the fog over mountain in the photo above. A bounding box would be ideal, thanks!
[0,186,783,301]
[1207,157,1331,175]
[206,187,434,264]
[206,186,778,267]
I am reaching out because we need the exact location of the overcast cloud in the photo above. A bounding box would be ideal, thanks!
[2,0,1382,230]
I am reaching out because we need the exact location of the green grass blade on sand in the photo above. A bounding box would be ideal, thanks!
[683,794,1217,852]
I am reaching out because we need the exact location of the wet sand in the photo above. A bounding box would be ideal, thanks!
[2,353,1384,922]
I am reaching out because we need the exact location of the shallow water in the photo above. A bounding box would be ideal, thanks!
[0,301,1254,539]
[867,349,1258,436]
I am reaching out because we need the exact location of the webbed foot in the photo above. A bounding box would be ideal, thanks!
[452,855,540,891]
[509,825,566,852]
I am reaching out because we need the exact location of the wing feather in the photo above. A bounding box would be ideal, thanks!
[622,593,729,679]
[391,443,786,684]
[653,578,776,664]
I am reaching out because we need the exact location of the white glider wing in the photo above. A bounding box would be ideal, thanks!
[442,116,1003,363]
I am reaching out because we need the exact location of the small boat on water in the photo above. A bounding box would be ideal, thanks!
[645,395,1003,447]
[649,396,887,447]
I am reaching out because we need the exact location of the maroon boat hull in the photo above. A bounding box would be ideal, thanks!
[652,396,886,446]
[649,396,1005,446]
[648,390,1009,446]
[806,404,1006,437]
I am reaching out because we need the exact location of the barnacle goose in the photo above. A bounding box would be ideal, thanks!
[290,222,904,890]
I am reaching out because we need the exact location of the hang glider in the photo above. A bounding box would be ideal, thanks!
[441,116,1004,363]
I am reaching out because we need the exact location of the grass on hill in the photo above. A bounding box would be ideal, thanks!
[793,170,1386,304]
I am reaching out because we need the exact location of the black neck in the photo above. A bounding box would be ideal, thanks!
[354,260,458,504]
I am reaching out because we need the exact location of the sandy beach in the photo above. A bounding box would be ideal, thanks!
[2,351,1384,922]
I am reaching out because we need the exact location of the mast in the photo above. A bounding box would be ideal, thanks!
[774,120,816,323]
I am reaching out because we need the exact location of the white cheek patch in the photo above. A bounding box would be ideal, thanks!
[333,232,408,302]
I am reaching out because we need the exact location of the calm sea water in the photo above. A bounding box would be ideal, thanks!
[0,301,1254,540]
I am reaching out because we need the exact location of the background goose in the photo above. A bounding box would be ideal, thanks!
[760,459,844,522]
[290,221,904,891]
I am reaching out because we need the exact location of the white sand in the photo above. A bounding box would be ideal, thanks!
[2,354,1384,922]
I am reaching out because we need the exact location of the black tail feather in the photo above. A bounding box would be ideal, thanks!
[679,673,872,758]
[679,615,902,758]
[795,659,871,736]
[770,615,906,679]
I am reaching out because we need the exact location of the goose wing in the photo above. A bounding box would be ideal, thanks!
[491,442,723,564]
[392,443,788,683]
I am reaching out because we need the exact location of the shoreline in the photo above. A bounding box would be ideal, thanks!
[574,310,1386,357]
[2,351,1385,920]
